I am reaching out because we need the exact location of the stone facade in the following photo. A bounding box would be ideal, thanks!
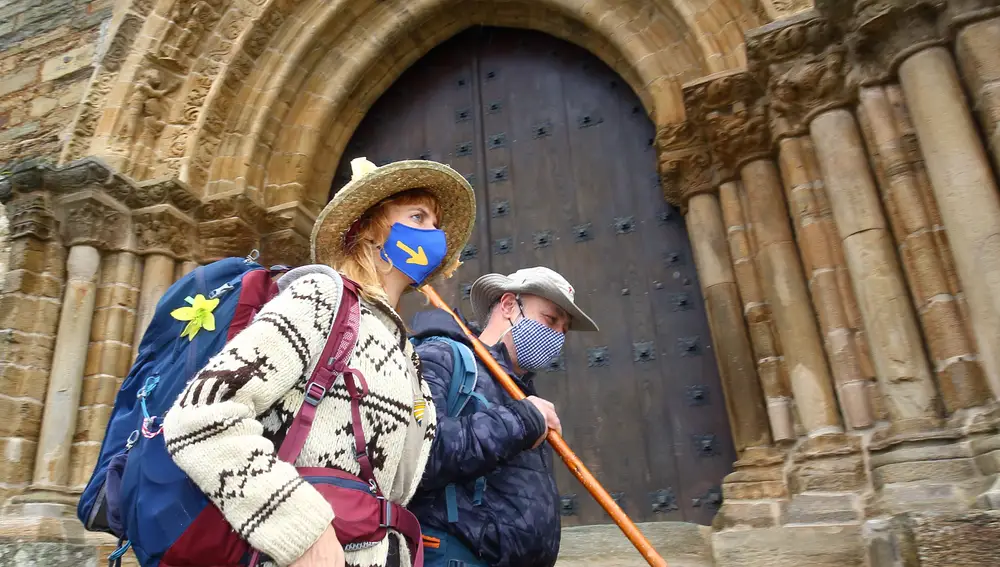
[4,0,1000,566]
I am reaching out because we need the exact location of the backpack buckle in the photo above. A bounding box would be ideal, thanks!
[378,496,392,528]
[304,382,327,406]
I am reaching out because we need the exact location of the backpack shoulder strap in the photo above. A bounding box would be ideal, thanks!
[276,278,364,470]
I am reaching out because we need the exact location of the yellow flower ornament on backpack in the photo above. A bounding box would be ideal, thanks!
[171,294,220,340]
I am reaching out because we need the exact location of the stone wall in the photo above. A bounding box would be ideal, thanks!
[0,0,110,166]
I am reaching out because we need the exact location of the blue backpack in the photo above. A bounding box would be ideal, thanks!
[78,256,289,565]
[410,336,490,522]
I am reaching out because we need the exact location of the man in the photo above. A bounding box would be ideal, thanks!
[409,267,598,567]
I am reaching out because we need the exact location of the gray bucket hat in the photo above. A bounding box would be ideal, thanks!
[470,267,598,332]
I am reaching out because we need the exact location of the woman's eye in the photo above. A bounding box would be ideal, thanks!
[411,213,423,223]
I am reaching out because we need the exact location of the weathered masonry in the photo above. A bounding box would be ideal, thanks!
[3,1,1000,566]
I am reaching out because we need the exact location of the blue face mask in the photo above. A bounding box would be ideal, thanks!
[380,222,448,285]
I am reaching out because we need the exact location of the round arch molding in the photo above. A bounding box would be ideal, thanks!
[60,0,772,260]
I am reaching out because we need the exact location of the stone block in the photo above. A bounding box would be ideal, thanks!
[83,341,130,378]
[713,525,864,567]
[0,328,56,368]
[0,362,49,400]
[72,404,112,443]
[557,522,713,567]
[28,96,57,117]
[0,295,61,335]
[790,455,867,493]
[784,493,860,524]
[873,483,965,515]
[0,64,38,98]
[0,437,36,485]
[0,396,43,438]
[94,284,139,313]
[42,44,95,81]
[69,442,99,489]
[873,459,977,487]
[723,480,788,500]
[907,510,1000,566]
[713,500,780,529]
[79,374,120,408]
[1,268,63,297]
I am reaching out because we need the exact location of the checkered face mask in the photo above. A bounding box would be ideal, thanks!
[507,301,565,370]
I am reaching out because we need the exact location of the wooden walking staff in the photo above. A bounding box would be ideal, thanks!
[420,285,668,567]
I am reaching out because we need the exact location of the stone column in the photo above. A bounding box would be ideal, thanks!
[740,158,843,435]
[778,135,877,429]
[857,85,991,413]
[809,109,941,431]
[898,48,1000,396]
[687,191,774,451]
[682,70,842,436]
[176,260,199,280]
[718,181,797,442]
[842,0,1000,396]
[130,204,197,358]
[952,4,1000,171]
[29,245,102,496]
[131,253,175,358]
[69,251,141,490]
[657,121,774,452]
[0,186,64,504]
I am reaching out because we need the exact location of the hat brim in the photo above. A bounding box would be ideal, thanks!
[310,160,476,284]
[470,273,599,332]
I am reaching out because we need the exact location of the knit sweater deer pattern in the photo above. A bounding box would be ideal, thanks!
[162,270,436,567]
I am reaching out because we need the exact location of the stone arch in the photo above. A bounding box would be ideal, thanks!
[199,0,766,210]
[65,0,766,204]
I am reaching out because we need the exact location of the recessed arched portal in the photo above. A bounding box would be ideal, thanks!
[335,27,736,526]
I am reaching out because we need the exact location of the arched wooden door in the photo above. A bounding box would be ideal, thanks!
[332,27,736,526]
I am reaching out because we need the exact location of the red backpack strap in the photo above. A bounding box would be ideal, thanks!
[276,279,379,489]
[228,269,276,341]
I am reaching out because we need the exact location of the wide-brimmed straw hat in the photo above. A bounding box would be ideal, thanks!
[470,267,598,332]
[310,157,476,283]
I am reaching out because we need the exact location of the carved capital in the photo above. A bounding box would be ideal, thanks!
[258,202,316,266]
[747,11,836,75]
[655,122,724,207]
[133,205,198,259]
[260,229,310,267]
[55,191,131,249]
[6,194,58,241]
[824,0,948,81]
[684,71,772,171]
[197,192,268,262]
[767,48,853,139]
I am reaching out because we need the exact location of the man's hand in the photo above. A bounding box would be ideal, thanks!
[291,526,344,567]
[526,395,561,448]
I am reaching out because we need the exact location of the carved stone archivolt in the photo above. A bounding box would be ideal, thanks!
[684,71,772,171]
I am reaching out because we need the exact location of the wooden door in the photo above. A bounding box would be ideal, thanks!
[332,27,736,526]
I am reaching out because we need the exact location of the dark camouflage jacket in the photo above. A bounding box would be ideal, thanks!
[408,309,561,567]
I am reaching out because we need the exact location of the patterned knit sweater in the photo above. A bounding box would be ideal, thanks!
[162,267,436,567]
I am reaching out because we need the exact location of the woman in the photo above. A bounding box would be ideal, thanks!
[162,157,476,567]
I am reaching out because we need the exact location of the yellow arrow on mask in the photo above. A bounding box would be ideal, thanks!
[396,241,428,265]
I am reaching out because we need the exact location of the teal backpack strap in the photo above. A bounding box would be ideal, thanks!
[412,336,491,521]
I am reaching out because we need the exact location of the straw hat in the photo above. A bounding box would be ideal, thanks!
[310,157,476,282]
[470,267,599,332]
